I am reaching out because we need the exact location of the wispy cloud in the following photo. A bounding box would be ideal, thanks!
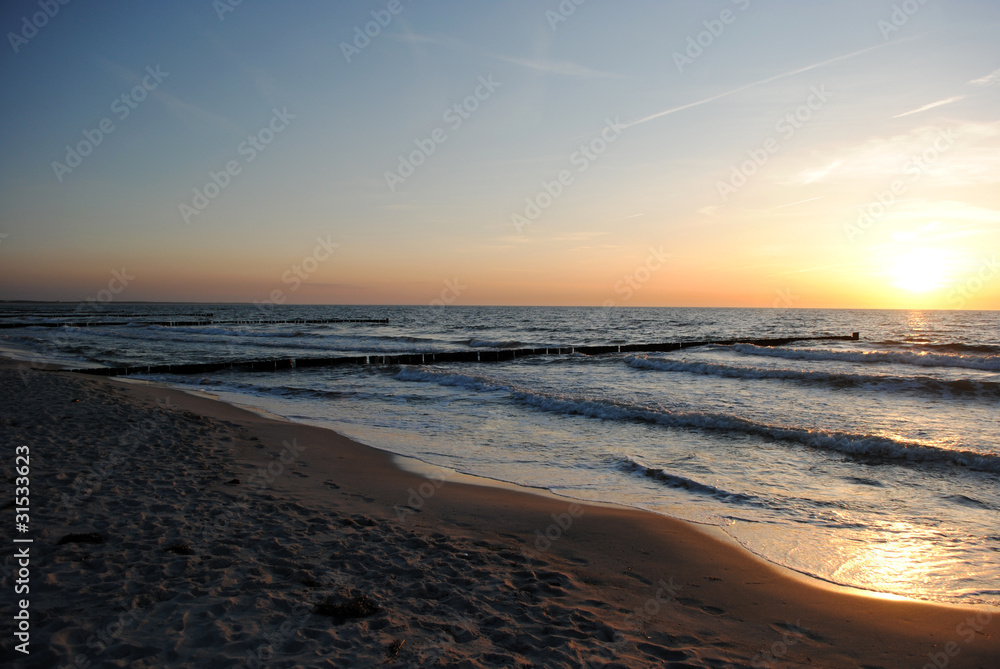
[549,231,609,242]
[767,261,860,278]
[491,54,622,79]
[625,41,896,128]
[791,161,845,186]
[767,196,826,211]
[611,212,645,221]
[787,121,1000,187]
[95,56,242,133]
[970,68,1000,86]
[880,201,1000,225]
[393,31,467,51]
[201,30,282,104]
[893,95,965,118]
[152,89,244,133]
[393,32,620,79]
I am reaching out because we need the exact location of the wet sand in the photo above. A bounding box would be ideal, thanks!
[1,359,996,667]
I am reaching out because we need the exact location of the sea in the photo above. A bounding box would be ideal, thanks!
[3,303,998,608]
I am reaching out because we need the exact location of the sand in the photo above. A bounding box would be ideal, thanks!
[1,358,996,668]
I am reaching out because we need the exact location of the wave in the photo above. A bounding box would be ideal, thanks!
[54,326,455,357]
[883,341,1000,356]
[612,455,758,504]
[140,375,357,401]
[366,334,447,344]
[467,339,522,349]
[730,344,1000,372]
[624,355,1000,397]
[395,367,505,393]
[395,367,1000,474]
[941,494,995,510]
[147,324,306,338]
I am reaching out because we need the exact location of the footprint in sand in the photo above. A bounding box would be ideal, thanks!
[676,596,725,616]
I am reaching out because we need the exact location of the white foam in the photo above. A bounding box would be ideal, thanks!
[624,355,1000,397]
[396,365,1000,474]
[731,344,1000,372]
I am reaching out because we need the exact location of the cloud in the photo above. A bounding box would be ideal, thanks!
[970,68,1000,86]
[491,54,622,79]
[881,201,1000,226]
[548,231,609,242]
[393,31,467,51]
[766,196,826,211]
[393,32,620,79]
[611,212,645,221]
[892,96,966,118]
[787,121,1000,186]
[790,162,845,185]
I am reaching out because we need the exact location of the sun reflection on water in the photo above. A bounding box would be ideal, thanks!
[830,521,959,601]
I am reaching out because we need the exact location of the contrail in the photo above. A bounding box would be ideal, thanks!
[768,196,825,211]
[893,95,966,118]
[624,41,899,128]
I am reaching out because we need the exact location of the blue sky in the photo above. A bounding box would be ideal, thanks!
[1,0,998,307]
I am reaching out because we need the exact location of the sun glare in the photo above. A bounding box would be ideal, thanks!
[888,249,951,293]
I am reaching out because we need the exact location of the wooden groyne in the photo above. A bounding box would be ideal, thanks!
[0,317,389,329]
[67,333,860,377]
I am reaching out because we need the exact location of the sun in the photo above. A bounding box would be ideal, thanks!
[888,248,951,293]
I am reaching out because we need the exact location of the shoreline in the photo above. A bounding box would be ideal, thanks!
[4,358,998,667]
[117,371,1000,613]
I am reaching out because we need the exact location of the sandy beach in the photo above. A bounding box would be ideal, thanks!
[2,358,996,668]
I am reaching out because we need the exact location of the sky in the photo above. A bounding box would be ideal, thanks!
[1,0,998,309]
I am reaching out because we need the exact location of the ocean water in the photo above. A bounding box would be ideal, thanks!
[4,304,999,607]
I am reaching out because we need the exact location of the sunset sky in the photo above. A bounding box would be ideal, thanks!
[1,0,998,308]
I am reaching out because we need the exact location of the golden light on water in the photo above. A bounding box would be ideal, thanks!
[831,521,955,600]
